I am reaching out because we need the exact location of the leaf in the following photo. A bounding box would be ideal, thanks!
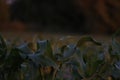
[18,43,33,54]
[75,48,86,77]
[0,34,7,49]
[65,59,83,79]
[0,34,7,59]
[112,29,120,38]
[77,36,101,47]
[63,44,76,58]
[56,44,76,65]
[4,48,24,70]
[21,62,39,80]
[37,40,55,61]
[110,62,120,80]
[60,45,67,53]
[114,61,120,70]
[0,34,8,66]
[86,47,104,77]
[28,53,57,68]
[76,46,104,78]
[111,38,120,56]
[110,30,120,62]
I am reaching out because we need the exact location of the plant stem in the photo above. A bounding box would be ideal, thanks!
[52,65,61,80]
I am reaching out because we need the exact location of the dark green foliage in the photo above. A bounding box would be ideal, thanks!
[0,33,120,80]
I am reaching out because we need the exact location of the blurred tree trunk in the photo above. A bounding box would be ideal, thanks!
[0,0,25,32]
[0,0,10,31]
[0,0,10,23]
[75,0,120,34]
[95,0,119,33]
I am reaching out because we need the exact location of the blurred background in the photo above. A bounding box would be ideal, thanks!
[0,0,120,34]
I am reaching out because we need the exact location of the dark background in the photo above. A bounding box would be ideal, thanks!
[0,0,120,34]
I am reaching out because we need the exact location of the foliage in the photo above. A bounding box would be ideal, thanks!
[0,32,120,80]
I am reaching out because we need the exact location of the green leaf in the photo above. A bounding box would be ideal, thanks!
[37,40,55,61]
[0,34,7,50]
[65,59,83,79]
[77,36,101,47]
[21,62,40,80]
[18,43,33,54]
[0,34,7,61]
[86,47,104,77]
[75,48,86,77]
[111,62,120,79]
[110,30,120,61]
[63,44,76,58]
[114,61,120,70]
[112,29,120,38]
[28,53,57,68]
[5,48,24,70]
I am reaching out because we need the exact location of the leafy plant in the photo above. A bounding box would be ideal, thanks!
[0,32,120,80]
